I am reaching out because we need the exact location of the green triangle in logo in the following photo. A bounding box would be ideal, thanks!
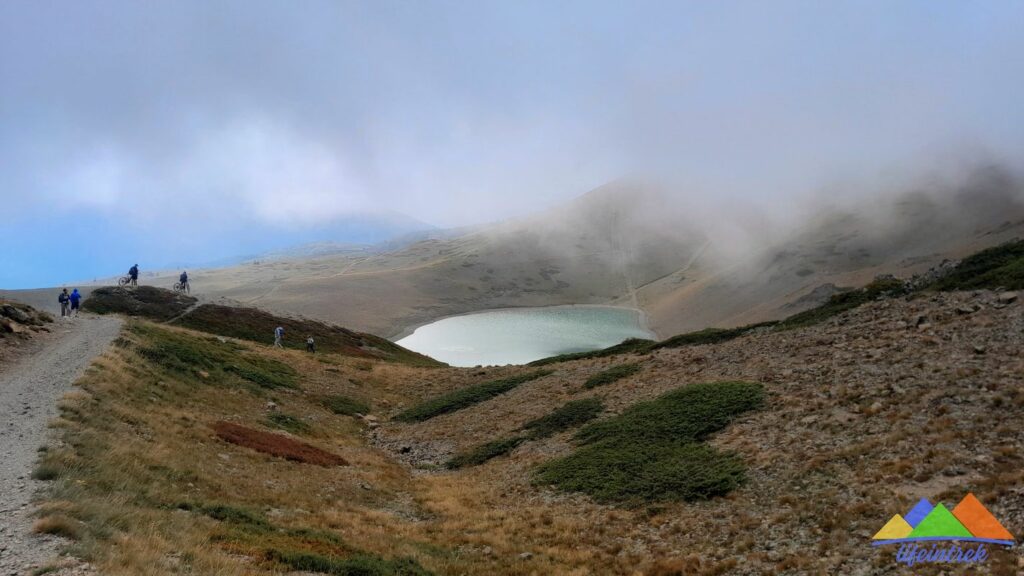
[907,503,973,538]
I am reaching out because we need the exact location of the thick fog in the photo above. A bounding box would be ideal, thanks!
[2,1,1023,287]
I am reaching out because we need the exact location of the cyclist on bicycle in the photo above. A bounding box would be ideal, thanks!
[179,271,190,294]
[128,264,139,287]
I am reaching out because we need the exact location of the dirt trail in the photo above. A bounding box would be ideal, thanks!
[0,314,122,576]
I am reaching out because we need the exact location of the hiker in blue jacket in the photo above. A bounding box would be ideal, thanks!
[69,288,82,317]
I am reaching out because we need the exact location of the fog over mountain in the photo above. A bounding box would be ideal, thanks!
[2,1,1024,288]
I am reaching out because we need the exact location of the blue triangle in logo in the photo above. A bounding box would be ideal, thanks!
[904,498,934,528]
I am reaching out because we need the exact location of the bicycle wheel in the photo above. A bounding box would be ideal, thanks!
[118,276,130,287]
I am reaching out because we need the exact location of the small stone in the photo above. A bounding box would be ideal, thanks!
[265,401,278,412]
[197,370,209,379]
[955,305,978,315]
[481,546,493,556]
[973,345,986,354]
[916,322,932,331]
[997,291,1018,305]
[519,552,534,560]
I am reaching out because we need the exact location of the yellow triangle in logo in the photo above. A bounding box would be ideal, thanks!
[873,514,913,540]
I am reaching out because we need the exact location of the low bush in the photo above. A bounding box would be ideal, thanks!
[583,363,643,389]
[528,338,655,366]
[394,370,552,422]
[266,549,433,576]
[446,437,525,469]
[535,381,763,504]
[928,239,1024,291]
[267,413,311,434]
[322,395,371,416]
[523,398,604,439]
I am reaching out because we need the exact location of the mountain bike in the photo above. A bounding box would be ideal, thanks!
[174,282,190,294]
[118,275,134,287]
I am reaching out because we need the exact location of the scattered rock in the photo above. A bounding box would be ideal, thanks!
[997,291,1018,305]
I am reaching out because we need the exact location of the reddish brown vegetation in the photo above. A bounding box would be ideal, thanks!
[212,421,347,466]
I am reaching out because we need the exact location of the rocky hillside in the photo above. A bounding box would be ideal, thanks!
[30,249,1024,574]
[0,300,53,337]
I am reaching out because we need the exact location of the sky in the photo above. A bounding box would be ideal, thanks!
[2,1,1023,288]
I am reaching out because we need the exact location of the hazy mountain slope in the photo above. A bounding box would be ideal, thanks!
[638,169,1024,335]
[121,168,1024,340]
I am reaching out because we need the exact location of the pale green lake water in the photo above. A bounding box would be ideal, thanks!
[396,306,655,367]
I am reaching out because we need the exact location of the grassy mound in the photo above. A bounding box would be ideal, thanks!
[83,286,196,321]
[213,422,347,466]
[267,413,311,434]
[527,338,655,366]
[535,381,763,504]
[266,549,432,575]
[394,370,552,422]
[928,239,1024,291]
[523,397,604,439]
[175,304,442,366]
[583,363,643,389]
[129,322,298,390]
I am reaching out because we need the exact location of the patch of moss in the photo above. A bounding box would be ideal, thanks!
[583,363,642,389]
[535,381,763,504]
[394,370,552,422]
[523,398,604,439]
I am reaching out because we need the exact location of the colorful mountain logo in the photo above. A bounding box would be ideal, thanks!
[872,493,1015,546]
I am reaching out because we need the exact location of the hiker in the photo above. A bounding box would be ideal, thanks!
[179,270,190,293]
[58,288,70,318]
[274,326,284,348]
[69,288,82,317]
[306,336,315,353]
[128,263,139,287]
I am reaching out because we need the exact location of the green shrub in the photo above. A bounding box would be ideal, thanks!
[777,276,907,330]
[394,370,552,422]
[928,239,1024,291]
[267,413,311,434]
[535,381,764,504]
[266,549,433,575]
[528,338,655,366]
[322,395,371,416]
[583,363,642,389]
[523,398,604,439]
[130,323,297,390]
[574,381,764,446]
[446,437,525,469]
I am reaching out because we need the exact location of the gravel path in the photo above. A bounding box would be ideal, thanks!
[0,314,122,576]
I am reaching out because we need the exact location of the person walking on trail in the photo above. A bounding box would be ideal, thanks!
[179,270,190,294]
[69,288,82,317]
[58,288,70,319]
[306,336,315,353]
[128,264,139,287]
[274,326,284,348]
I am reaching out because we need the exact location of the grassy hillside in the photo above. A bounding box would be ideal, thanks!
[82,287,443,367]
